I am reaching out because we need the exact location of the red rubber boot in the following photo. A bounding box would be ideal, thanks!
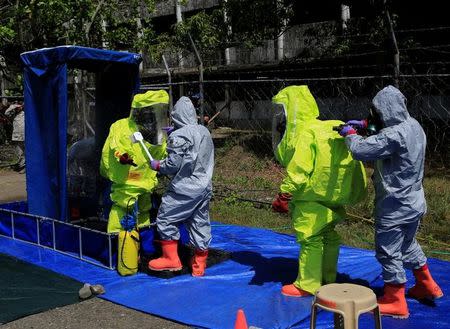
[408,264,443,300]
[377,283,409,319]
[191,249,208,277]
[148,240,182,271]
[281,284,312,297]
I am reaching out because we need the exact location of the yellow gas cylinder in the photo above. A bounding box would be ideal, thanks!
[117,229,140,276]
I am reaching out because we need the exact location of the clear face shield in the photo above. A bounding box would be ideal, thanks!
[132,103,169,145]
[366,105,383,136]
[271,103,287,153]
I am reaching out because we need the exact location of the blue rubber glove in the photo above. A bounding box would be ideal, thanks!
[150,160,160,171]
[346,119,368,129]
[120,213,136,231]
[339,125,357,137]
[162,126,175,136]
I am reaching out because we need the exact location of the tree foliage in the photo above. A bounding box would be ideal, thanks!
[1,0,300,62]
[224,0,295,47]
[0,1,156,67]
[0,0,392,86]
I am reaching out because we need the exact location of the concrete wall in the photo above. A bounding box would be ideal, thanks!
[210,95,449,130]
[152,0,219,17]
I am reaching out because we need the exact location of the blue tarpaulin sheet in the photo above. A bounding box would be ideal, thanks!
[0,223,448,329]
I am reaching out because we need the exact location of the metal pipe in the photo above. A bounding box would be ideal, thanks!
[11,212,15,239]
[108,235,113,269]
[189,34,204,124]
[0,208,113,236]
[385,8,400,87]
[36,217,40,245]
[79,227,83,259]
[175,0,184,67]
[140,75,404,87]
[52,220,56,250]
[162,54,173,111]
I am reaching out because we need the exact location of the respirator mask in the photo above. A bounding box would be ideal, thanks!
[366,106,383,136]
[272,103,287,152]
[132,103,169,145]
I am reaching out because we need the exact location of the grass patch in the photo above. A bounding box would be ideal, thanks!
[211,133,450,261]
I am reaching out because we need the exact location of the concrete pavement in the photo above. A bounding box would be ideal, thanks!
[0,168,188,329]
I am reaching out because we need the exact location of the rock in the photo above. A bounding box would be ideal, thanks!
[78,283,93,299]
[90,284,105,295]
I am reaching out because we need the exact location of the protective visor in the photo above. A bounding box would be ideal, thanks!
[272,103,287,153]
[131,103,169,145]
[367,105,383,136]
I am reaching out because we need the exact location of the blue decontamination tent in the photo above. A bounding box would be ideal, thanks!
[20,46,142,222]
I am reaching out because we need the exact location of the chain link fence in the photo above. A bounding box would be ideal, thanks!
[1,75,448,170]
[143,74,450,169]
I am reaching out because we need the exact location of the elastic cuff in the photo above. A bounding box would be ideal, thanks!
[385,282,406,287]
[415,263,428,271]
[346,128,357,136]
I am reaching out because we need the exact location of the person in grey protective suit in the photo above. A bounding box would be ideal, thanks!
[339,85,443,318]
[148,96,214,277]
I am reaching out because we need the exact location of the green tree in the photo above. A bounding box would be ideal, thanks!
[0,0,155,63]
[0,0,156,84]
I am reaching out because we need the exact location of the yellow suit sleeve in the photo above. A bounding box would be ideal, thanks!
[280,131,315,195]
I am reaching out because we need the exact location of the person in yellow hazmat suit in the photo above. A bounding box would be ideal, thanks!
[271,85,367,297]
[100,90,169,233]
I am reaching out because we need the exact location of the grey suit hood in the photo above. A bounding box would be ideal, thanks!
[372,85,410,127]
[172,96,198,128]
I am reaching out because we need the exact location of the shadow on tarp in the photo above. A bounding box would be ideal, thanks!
[0,220,449,329]
[0,253,82,324]
[231,250,371,288]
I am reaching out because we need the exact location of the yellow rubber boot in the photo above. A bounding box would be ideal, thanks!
[148,240,182,271]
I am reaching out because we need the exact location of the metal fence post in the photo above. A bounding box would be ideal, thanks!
[189,34,204,124]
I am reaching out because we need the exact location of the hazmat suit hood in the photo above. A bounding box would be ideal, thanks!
[130,90,169,144]
[171,96,198,128]
[372,85,410,128]
[272,85,320,166]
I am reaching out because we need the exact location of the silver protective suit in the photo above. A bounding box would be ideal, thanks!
[156,96,214,250]
[345,85,427,283]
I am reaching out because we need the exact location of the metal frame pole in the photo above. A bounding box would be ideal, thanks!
[189,34,204,124]
[162,54,173,111]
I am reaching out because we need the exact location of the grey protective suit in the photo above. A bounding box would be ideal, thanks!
[156,96,214,250]
[345,85,427,284]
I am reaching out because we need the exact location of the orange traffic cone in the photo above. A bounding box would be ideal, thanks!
[234,309,248,329]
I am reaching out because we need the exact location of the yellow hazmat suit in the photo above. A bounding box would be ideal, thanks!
[273,85,367,294]
[100,90,169,233]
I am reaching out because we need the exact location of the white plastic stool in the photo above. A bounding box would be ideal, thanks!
[310,283,382,329]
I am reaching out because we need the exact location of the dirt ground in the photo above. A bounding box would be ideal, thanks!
[0,169,188,329]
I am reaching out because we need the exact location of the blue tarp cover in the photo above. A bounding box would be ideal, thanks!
[20,46,141,222]
[0,223,448,329]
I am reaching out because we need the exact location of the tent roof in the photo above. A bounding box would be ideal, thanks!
[21,45,141,76]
